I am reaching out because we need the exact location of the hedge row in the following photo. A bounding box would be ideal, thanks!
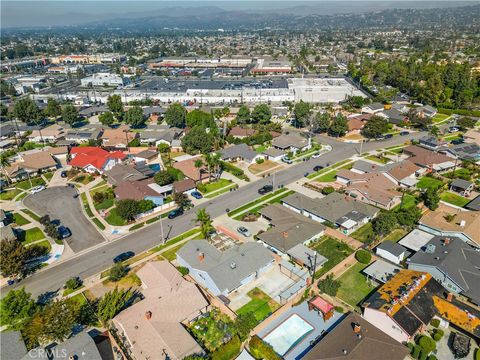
[438,108,480,117]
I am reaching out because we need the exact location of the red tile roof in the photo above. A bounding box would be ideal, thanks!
[69,146,126,170]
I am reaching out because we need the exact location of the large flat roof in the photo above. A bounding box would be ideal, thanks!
[398,229,435,251]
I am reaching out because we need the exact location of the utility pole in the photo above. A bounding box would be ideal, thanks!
[160,213,165,244]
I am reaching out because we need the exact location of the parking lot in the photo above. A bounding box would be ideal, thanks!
[23,186,104,253]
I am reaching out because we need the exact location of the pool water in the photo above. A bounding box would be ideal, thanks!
[149,164,161,172]
[263,314,314,356]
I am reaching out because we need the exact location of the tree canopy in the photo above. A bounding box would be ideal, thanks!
[181,125,215,154]
[13,98,42,124]
[125,106,145,127]
[99,111,115,126]
[361,115,389,138]
[293,101,311,127]
[44,98,62,118]
[61,104,80,125]
[186,109,215,128]
[107,94,123,114]
[251,104,272,124]
[236,105,251,124]
[0,288,37,330]
[328,114,348,137]
[165,103,186,128]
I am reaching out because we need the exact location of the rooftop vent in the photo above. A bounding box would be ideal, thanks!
[434,257,440,260]
[342,349,348,355]
[230,262,237,269]
[460,220,466,227]
[425,244,436,254]
[145,311,152,320]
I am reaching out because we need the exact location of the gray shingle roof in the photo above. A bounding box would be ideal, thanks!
[451,178,473,190]
[408,236,480,304]
[219,143,257,162]
[376,241,406,257]
[177,240,273,293]
[1,331,28,360]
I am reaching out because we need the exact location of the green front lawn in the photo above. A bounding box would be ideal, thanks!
[21,209,40,222]
[313,236,354,277]
[43,172,54,181]
[432,113,449,123]
[416,177,444,191]
[198,179,234,194]
[351,223,375,243]
[0,189,21,201]
[228,188,289,218]
[21,227,46,244]
[440,192,470,207]
[336,262,375,307]
[73,174,94,185]
[236,288,279,322]
[315,170,338,182]
[15,177,45,190]
[28,239,51,252]
[94,198,115,210]
[13,212,31,226]
[104,207,127,226]
[365,154,390,164]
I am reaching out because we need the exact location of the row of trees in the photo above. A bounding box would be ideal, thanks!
[8,97,80,126]
[311,112,349,137]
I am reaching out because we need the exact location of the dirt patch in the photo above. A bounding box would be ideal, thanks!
[248,160,282,175]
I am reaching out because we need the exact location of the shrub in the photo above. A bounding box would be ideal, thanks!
[234,312,258,341]
[256,158,265,164]
[407,343,414,352]
[109,263,127,282]
[321,186,335,195]
[211,335,241,360]
[317,274,340,296]
[93,192,106,204]
[430,318,440,328]
[355,249,372,264]
[334,306,344,313]
[419,350,428,360]
[64,277,82,290]
[249,335,281,360]
[418,335,436,353]
[432,333,442,341]
[39,215,51,226]
[428,355,437,360]
[177,266,189,276]
[412,345,421,359]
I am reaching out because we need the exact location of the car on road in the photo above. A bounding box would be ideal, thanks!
[57,225,72,239]
[451,138,464,145]
[281,156,293,164]
[313,165,324,172]
[449,126,459,133]
[311,152,321,159]
[61,171,68,178]
[258,184,273,195]
[304,172,309,177]
[400,131,410,136]
[384,134,393,139]
[237,226,251,237]
[168,208,184,219]
[30,185,46,194]
[113,251,135,263]
[191,191,203,199]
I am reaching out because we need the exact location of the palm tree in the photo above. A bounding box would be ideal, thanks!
[194,159,203,180]
[0,155,11,184]
[211,153,222,180]
[195,209,213,240]
[204,153,214,181]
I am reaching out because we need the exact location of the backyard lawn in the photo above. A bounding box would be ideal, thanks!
[383,228,408,243]
[440,192,470,207]
[198,179,234,194]
[443,168,472,181]
[416,177,444,191]
[104,207,127,226]
[336,262,376,307]
[0,189,21,201]
[255,145,267,153]
[15,177,45,190]
[393,193,418,211]
[13,212,31,226]
[351,223,375,243]
[312,236,354,277]
[236,288,280,322]
[189,309,235,352]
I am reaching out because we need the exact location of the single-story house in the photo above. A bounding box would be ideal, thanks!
[440,143,480,162]
[262,148,286,162]
[449,179,474,197]
[219,143,261,164]
[172,156,209,183]
[0,225,17,242]
[104,163,149,185]
[257,204,325,256]
[176,240,274,297]
[403,145,456,172]
[228,126,257,139]
[26,124,65,143]
[375,241,406,265]
[101,125,137,149]
[382,160,422,187]
[65,128,103,143]
[78,105,108,118]
[466,195,480,211]
[282,192,379,234]
[408,236,480,305]
[362,259,401,284]
[114,178,166,205]
[140,128,182,147]
[112,261,209,360]
[382,108,408,125]
[5,147,67,181]
[463,129,480,144]
[413,105,437,118]
[271,133,311,154]
[418,136,448,151]
[397,229,435,252]
[361,102,384,114]
[131,149,159,164]
[173,178,197,194]
[69,146,126,173]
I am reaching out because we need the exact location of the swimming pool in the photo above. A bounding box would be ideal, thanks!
[263,314,314,356]
[149,164,161,172]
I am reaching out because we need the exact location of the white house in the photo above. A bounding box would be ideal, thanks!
[375,241,406,265]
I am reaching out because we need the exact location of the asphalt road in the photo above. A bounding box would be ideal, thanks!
[5,132,426,298]
[23,186,104,253]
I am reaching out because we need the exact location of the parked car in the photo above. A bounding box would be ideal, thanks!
[237,226,251,237]
[30,185,46,194]
[168,208,184,219]
[311,152,321,159]
[449,126,460,133]
[384,134,393,139]
[400,131,410,136]
[313,165,324,172]
[281,156,293,164]
[57,226,72,239]
[67,183,75,188]
[191,191,203,199]
[61,171,68,178]
[113,251,135,263]
[258,184,273,195]
[304,172,309,177]
[451,138,464,145]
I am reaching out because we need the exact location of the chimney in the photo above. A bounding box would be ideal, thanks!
[447,293,454,302]
[145,311,152,320]
[443,238,450,245]
[198,252,205,262]
[342,349,348,355]
[353,324,362,334]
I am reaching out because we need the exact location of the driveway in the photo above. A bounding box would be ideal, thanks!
[23,186,104,253]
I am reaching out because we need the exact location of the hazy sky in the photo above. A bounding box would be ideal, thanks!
[2,1,477,28]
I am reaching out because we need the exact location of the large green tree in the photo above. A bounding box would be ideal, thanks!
[251,104,272,124]
[186,109,214,128]
[293,101,311,128]
[195,209,214,240]
[165,103,186,128]
[99,111,115,126]
[181,125,214,154]
[116,199,140,221]
[361,115,389,139]
[372,212,398,236]
[0,288,37,330]
[13,98,42,124]
[154,170,174,186]
[44,98,62,118]
[61,104,80,125]
[0,239,28,277]
[328,114,348,137]
[125,106,145,127]
[107,94,123,114]
[97,287,133,325]
[422,188,440,210]
[312,112,330,133]
[236,105,251,124]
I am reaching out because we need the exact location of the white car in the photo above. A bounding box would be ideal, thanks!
[30,185,46,194]
[311,152,321,159]
[237,226,251,237]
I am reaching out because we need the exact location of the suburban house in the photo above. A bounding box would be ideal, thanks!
[413,105,437,118]
[398,229,435,252]
[257,204,326,257]
[104,163,153,186]
[26,124,65,143]
[129,148,159,164]
[463,129,480,144]
[5,147,67,181]
[173,178,197,194]
[228,126,257,139]
[140,127,182,147]
[466,195,480,211]
[450,179,474,197]
[375,241,406,265]
[282,192,379,234]
[382,108,408,125]
[362,270,480,343]
[346,117,366,134]
[302,312,409,360]
[112,261,209,360]
[101,125,137,150]
[78,105,108,118]
[336,170,402,210]
[172,156,209,183]
[65,128,103,144]
[403,145,455,171]
[114,178,168,205]
[69,146,126,173]
[440,143,480,162]
[219,143,261,164]
[382,160,422,187]
[0,225,17,242]
[418,204,480,247]
[142,106,166,122]
[418,136,448,151]
[271,132,311,154]
[262,148,287,162]
[361,102,384,114]
[408,236,480,305]
[176,240,274,297]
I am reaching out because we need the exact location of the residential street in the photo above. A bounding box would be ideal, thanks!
[3,131,426,298]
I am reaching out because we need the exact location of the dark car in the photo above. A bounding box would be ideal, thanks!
[451,138,464,145]
[57,226,72,239]
[61,171,68,178]
[67,183,75,188]
[400,131,410,136]
[168,208,184,219]
[113,251,135,263]
[258,184,273,195]
[191,191,203,199]
[313,165,324,172]
[384,134,393,139]
[304,172,309,177]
